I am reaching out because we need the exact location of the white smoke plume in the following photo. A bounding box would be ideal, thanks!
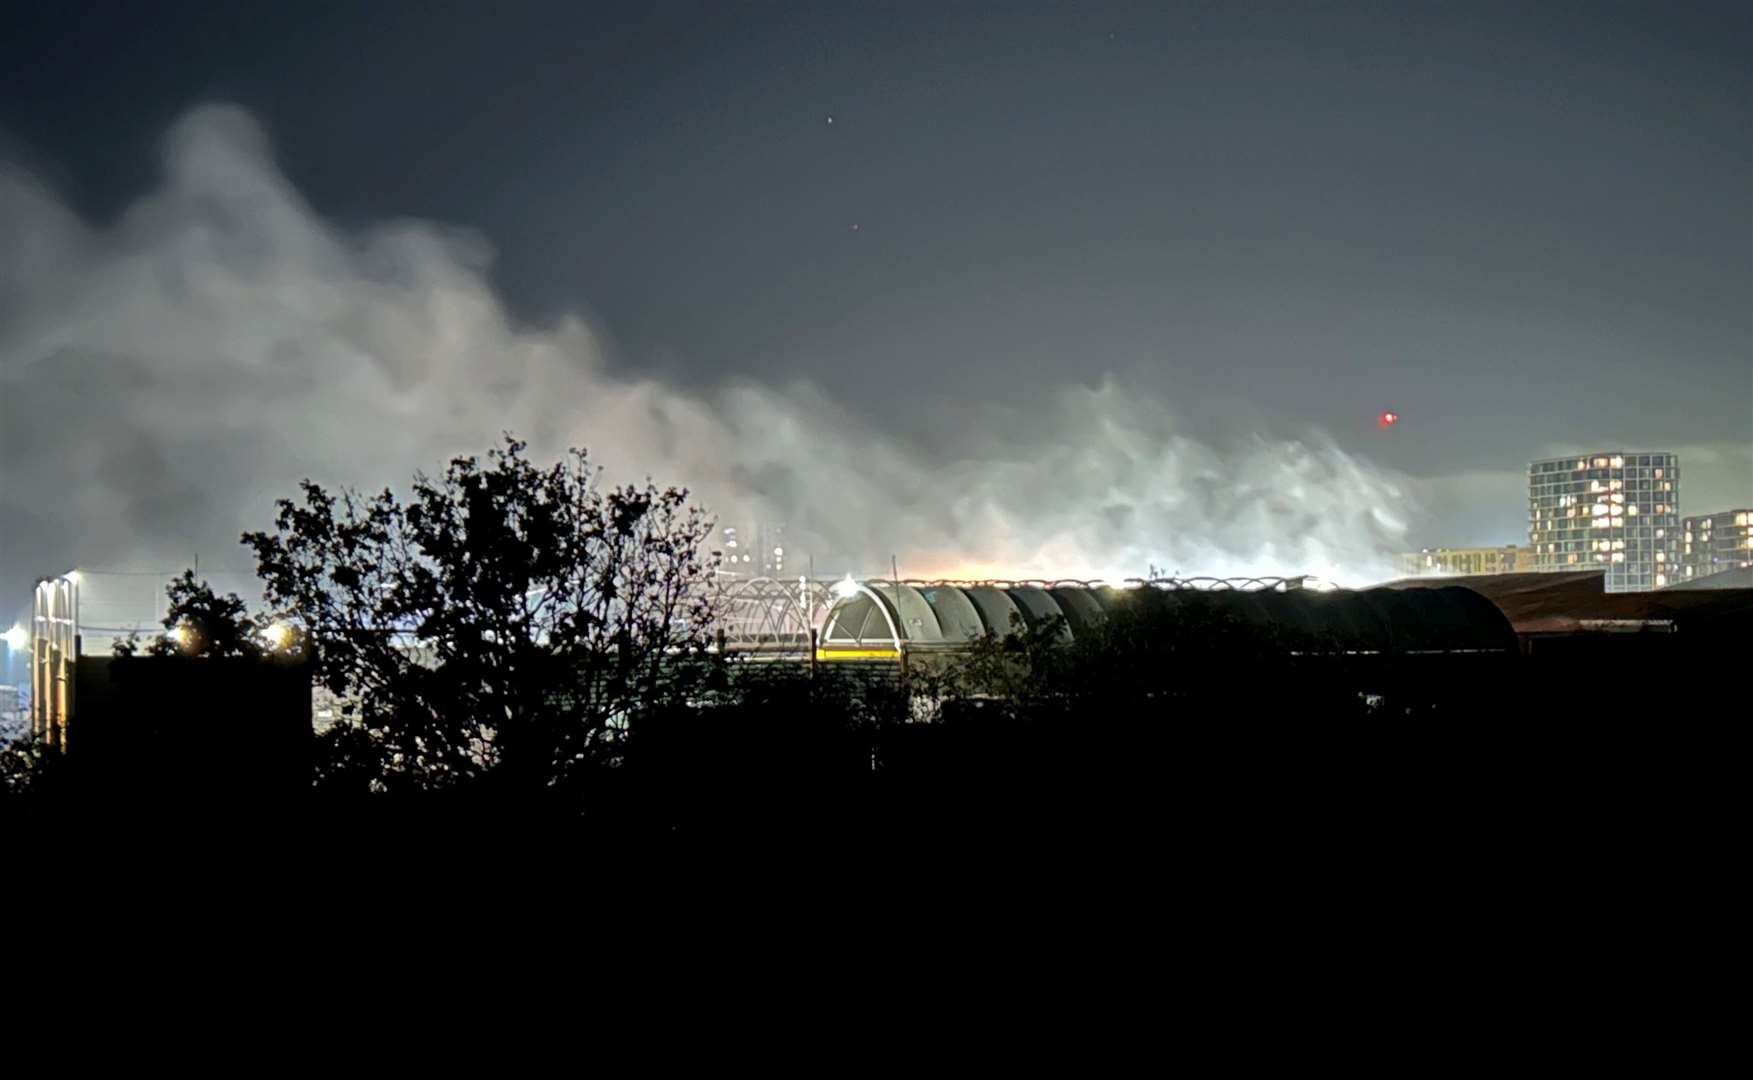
[0,105,1412,604]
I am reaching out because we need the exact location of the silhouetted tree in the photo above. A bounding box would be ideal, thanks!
[243,435,720,798]
[113,570,298,659]
[0,735,59,811]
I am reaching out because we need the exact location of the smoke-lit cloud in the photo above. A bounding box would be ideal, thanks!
[1,105,1417,609]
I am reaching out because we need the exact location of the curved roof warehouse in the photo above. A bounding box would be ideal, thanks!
[819,580,1517,657]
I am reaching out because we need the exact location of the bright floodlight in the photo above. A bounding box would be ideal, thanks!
[2,625,27,650]
[830,573,861,600]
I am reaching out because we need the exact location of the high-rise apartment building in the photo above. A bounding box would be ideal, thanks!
[1679,509,1753,582]
[1527,452,1680,592]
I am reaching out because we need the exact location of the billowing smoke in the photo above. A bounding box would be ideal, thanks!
[0,105,1411,607]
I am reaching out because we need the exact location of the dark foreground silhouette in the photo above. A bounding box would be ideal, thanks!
[6,630,1731,864]
[6,438,1733,865]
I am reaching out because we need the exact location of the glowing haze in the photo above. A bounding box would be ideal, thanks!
[0,106,1412,599]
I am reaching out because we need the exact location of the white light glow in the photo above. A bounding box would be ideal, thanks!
[831,574,862,600]
[2,625,27,650]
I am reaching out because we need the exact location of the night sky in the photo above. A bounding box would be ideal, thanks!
[1,1,1749,619]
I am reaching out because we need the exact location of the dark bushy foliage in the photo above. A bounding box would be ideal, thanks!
[244,435,721,797]
[113,570,298,659]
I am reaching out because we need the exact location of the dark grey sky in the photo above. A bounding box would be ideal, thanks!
[1,0,1749,608]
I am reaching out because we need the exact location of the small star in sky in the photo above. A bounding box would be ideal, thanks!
[826,115,834,125]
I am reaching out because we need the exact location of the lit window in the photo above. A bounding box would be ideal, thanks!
[1609,479,1623,491]
[1655,552,1666,563]
[1610,456,1624,468]
[1593,503,1609,516]
[1627,505,1638,516]
[1593,457,1608,467]
[1656,529,1665,539]
[1655,573,1667,587]
[1611,553,1624,563]
[1654,468,1663,478]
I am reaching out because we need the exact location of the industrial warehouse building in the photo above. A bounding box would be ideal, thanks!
[1385,569,1753,648]
[25,562,1748,752]
[1397,545,1523,577]
[815,578,1519,657]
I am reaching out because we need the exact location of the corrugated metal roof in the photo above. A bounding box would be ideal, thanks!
[820,580,1519,653]
[1383,570,1753,635]
[1664,565,1753,591]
